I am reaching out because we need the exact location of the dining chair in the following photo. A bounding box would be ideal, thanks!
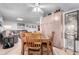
[26,39,42,55]
[41,32,55,55]
[23,32,33,54]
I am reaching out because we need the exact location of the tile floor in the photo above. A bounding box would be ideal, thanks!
[0,38,21,55]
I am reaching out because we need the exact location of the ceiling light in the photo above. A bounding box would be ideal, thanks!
[17,18,23,21]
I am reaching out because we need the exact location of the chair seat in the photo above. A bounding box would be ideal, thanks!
[28,47,41,55]
[28,47,41,50]
[28,51,41,55]
[34,42,41,44]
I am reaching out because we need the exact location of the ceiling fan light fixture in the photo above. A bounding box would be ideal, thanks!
[33,7,37,12]
[32,7,43,14]
[37,8,42,12]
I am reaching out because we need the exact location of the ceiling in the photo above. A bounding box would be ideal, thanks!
[0,3,79,24]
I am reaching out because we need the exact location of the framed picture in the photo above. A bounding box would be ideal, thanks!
[32,25,34,28]
[34,26,36,28]
[26,25,28,27]
[29,25,31,28]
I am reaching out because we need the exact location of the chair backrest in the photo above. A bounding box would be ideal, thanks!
[20,32,26,41]
[21,32,42,47]
[20,32,32,42]
[25,32,32,39]
[26,39,41,48]
[32,33,41,39]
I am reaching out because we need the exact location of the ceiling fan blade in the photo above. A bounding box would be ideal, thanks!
[39,4,53,8]
[26,3,35,8]
[39,3,60,10]
[39,5,46,8]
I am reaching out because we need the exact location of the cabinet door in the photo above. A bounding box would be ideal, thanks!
[65,11,77,50]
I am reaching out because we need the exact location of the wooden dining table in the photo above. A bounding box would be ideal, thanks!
[21,37,51,55]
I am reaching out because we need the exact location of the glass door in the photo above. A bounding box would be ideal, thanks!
[65,11,77,52]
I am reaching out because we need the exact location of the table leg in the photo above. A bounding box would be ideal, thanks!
[47,41,49,55]
[51,43,53,55]
[41,44,43,55]
[21,42,24,55]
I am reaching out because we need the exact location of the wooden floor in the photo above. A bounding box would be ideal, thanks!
[0,38,79,55]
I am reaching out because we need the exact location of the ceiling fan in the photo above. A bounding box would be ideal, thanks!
[27,3,50,14]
